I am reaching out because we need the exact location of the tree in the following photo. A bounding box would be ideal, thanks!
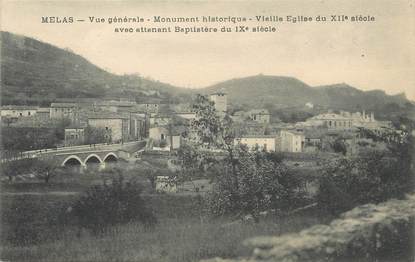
[179,94,301,220]
[84,126,109,144]
[331,137,348,155]
[317,128,414,214]
[1,158,37,182]
[71,172,156,234]
[208,146,300,220]
[31,157,62,184]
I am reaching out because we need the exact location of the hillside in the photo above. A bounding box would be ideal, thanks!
[1,31,411,113]
[316,83,409,111]
[202,75,410,111]
[0,31,184,105]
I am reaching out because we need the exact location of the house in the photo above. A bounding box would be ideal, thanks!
[149,125,186,150]
[64,126,85,146]
[1,105,38,118]
[209,91,227,114]
[303,129,327,152]
[308,113,354,130]
[234,135,277,152]
[87,113,130,143]
[36,108,50,120]
[248,109,271,124]
[136,103,160,114]
[129,113,146,140]
[278,130,305,153]
[50,103,78,121]
[306,110,381,131]
[94,100,136,113]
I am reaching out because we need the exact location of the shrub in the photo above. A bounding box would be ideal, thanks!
[71,172,157,234]
[207,146,303,221]
[1,195,72,246]
[317,130,414,214]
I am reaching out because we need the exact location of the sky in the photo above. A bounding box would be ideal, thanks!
[1,0,415,100]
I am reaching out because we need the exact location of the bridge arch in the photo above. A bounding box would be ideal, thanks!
[62,155,84,167]
[103,152,118,162]
[84,154,103,164]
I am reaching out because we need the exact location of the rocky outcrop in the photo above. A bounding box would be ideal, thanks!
[204,195,415,262]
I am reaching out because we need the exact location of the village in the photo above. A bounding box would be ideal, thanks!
[1,91,396,156]
[1,90,400,195]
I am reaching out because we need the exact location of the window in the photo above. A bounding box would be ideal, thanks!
[28,112,31,116]
[161,134,165,140]
[19,113,22,116]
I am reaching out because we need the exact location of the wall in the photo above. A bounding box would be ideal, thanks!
[149,127,168,141]
[236,137,276,152]
[88,118,124,142]
[203,195,415,262]
[210,93,227,113]
[1,109,37,118]
[50,107,74,119]
[280,131,304,152]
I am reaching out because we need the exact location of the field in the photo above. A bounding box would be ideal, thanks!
[0,189,331,262]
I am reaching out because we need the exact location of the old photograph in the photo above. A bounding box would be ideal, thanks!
[1,0,414,261]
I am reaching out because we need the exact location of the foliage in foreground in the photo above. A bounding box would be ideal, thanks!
[1,210,327,262]
[177,94,304,220]
[71,170,157,234]
[207,146,303,220]
[317,129,414,214]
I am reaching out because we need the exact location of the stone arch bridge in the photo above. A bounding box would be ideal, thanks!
[7,141,146,171]
[59,151,121,170]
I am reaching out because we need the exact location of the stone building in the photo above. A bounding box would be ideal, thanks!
[136,103,160,114]
[279,130,305,153]
[234,135,277,152]
[149,125,185,150]
[1,105,38,118]
[309,113,354,130]
[36,108,50,120]
[87,114,130,143]
[209,91,227,115]
[87,112,145,143]
[50,103,78,122]
[64,126,85,146]
[249,109,271,124]
[94,100,136,113]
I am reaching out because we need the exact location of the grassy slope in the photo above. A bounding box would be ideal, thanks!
[1,209,329,262]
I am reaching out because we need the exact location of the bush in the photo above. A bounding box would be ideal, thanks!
[71,172,157,234]
[207,146,303,221]
[317,130,414,214]
[1,195,72,246]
